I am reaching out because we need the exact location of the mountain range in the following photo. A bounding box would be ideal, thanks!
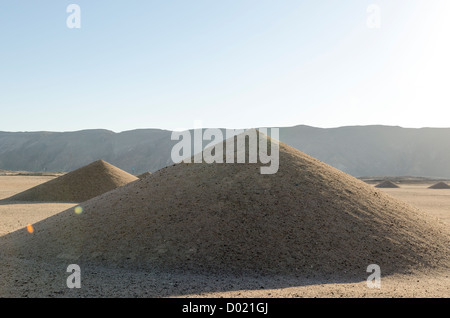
[0,125,449,178]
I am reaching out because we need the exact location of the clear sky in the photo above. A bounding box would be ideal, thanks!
[1,0,449,132]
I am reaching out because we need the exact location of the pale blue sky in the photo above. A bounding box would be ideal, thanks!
[1,1,449,132]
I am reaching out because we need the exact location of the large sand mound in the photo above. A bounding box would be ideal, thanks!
[1,133,448,278]
[5,160,138,202]
[429,182,450,189]
[375,180,400,188]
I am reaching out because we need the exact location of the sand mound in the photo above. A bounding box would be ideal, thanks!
[429,182,450,189]
[137,172,152,179]
[375,181,400,188]
[5,160,138,202]
[1,133,448,278]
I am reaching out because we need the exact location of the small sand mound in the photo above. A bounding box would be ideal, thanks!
[429,182,450,189]
[375,181,400,188]
[1,132,448,278]
[5,160,138,202]
[137,172,152,179]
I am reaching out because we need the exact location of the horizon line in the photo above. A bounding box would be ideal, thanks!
[2,124,450,134]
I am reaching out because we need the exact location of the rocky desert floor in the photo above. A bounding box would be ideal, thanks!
[381,184,450,225]
[0,175,448,298]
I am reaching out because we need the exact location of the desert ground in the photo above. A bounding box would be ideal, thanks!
[381,184,450,225]
[0,173,448,298]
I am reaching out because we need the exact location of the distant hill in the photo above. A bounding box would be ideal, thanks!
[0,129,175,175]
[0,125,449,178]
[279,125,450,178]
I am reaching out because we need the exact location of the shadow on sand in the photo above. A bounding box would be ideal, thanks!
[0,253,369,298]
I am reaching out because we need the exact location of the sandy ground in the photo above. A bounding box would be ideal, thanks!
[0,176,76,237]
[0,176,448,297]
[0,176,56,200]
[380,184,450,224]
[0,257,447,298]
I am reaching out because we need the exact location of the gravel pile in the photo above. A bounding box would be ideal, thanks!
[1,134,448,278]
[375,181,400,188]
[5,160,137,202]
[429,182,450,189]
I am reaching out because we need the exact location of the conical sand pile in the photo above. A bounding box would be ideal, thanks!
[429,182,450,189]
[137,172,152,179]
[375,180,400,188]
[1,133,448,278]
[6,160,138,202]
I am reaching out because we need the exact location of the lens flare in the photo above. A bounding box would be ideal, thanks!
[74,206,83,215]
[26,224,34,234]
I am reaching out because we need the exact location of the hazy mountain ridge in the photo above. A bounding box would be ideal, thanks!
[279,125,450,177]
[1,125,449,177]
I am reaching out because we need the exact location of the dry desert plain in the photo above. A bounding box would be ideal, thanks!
[0,172,449,298]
